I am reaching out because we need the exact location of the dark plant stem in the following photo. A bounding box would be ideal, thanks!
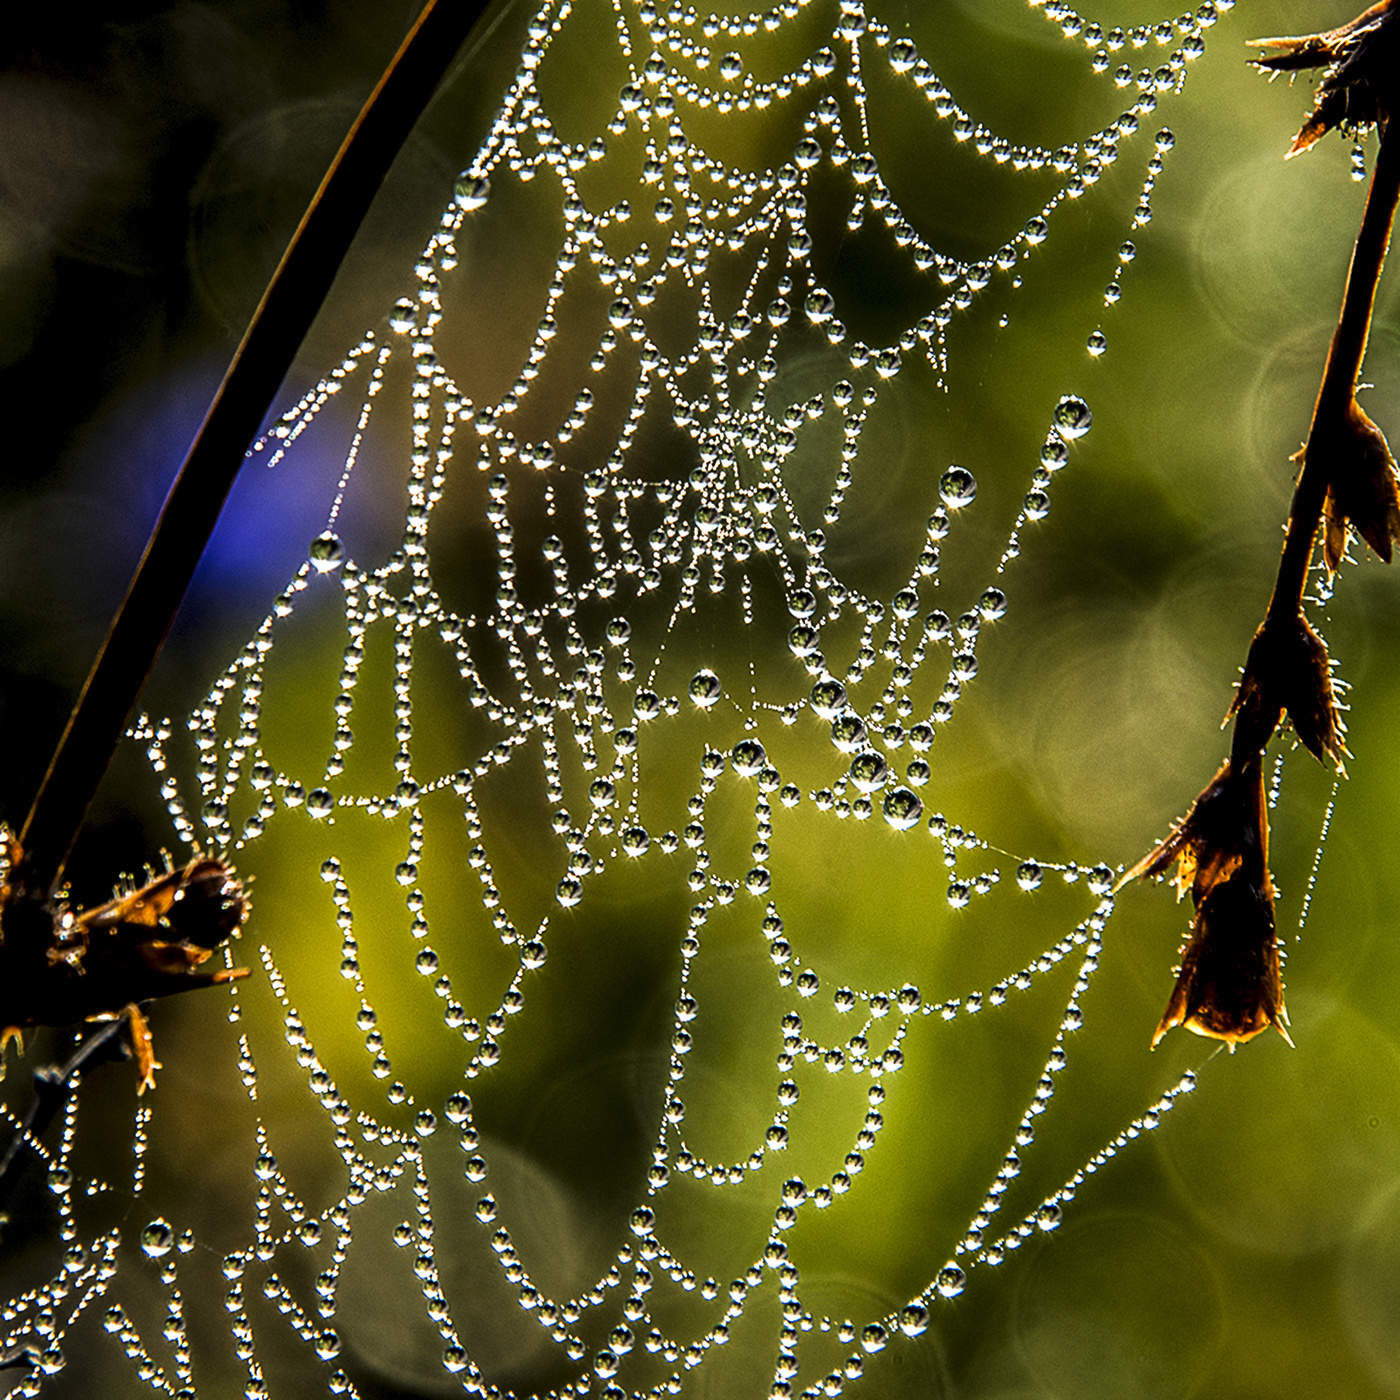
[1268,119,1400,626]
[0,1019,129,1205]
[16,0,493,899]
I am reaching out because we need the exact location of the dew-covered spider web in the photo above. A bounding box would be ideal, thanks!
[3,0,1352,1395]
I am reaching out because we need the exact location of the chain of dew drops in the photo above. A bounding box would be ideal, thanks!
[0,1,1238,1396]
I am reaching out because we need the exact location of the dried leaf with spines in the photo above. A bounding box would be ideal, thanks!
[1116,759,1259,904]
[1307,396,1400,572]
[1229,611,1348,772]
[1250,0,1400,155]
[1152,863,1293,1051]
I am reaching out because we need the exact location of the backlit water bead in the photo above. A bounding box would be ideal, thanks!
[848,751,888,793]
[140,1221,174,1259]
[688,670,723,707]
[898,1302,929,1337]
[731,739,767,776]
[621,825,650,856]
[1016,860,1044,891]
[810,678,847,719]
[830,715,867,753]
[1052,396,1092,440]
[306,788,334,819]
[453,173,490,210]
[938,465,977,509]
[935,1264,966,1298]
[882,787,923,830]
[309,532,344,571]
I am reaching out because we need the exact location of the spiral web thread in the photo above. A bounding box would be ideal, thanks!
[0,0,1245,1395]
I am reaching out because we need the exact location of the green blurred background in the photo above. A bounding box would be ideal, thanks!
[4,1,1400,1397]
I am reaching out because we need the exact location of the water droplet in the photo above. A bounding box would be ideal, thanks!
[1086,863,1114,895]
[1017,860,1043,891]
[621,825,650,856]
[810,678,847,719]
[140,1220,174,1259]
[936,1263,966,1298]
[849,750,889,793]
[453,174,490,211]
[731,739,766,777]
[307,788,334,819]
[860,1322,887,1353]
[689,669,723,708]
[1052,396,1092,440]
[309,533,344,572]
[939,465,977,509]
[899,1302,929,1336]
[1024,489,1051,520]
[830,714,867,753]
[977,587,1007,621]
[882,786,923,830]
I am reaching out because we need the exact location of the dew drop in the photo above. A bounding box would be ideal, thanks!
[1052,396,1092,440]
[1016,860,1043,891]
[689,669,723,708]
[936,1263,966,1298]
[453,174,491,211]
[848,750,889,793]
[939,465,977,509]
[140,1220,174,1259]
[1024,489,1051,520]
[307,788,335,819]
[309,533,344,572]
[882,786,924,830]
[809,678,847,719]
[731,739,767,776]
[898,1302,929,1337]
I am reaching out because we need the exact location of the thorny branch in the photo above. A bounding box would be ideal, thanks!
[1121,1,1400,1049]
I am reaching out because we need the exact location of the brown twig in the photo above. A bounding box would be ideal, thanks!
[15,0,493,900]
[1269,121,1400,624]
[1123,5,1400,1050]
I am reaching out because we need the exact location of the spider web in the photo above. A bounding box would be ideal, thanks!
[1,0,1308,1395]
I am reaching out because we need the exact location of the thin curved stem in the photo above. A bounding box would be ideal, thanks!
[17,0,493,897]
[1268,119,1400,625]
